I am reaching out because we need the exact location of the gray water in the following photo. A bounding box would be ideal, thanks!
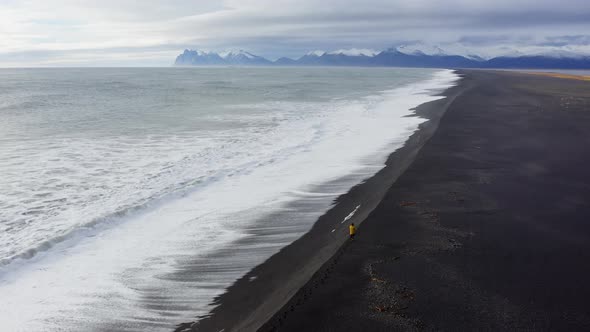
[0,67,458,331]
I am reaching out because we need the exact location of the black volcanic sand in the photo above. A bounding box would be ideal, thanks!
[176,74,465,332]
[257,71,590,331]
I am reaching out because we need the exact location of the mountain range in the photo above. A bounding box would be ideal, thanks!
[174,48,590,69]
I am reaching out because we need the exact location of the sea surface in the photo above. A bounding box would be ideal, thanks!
[0,67,458,331]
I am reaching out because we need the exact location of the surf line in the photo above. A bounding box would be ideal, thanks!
[341,205,361,224]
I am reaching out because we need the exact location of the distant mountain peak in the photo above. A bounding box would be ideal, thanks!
[182,49,213,56]
[219,49,257,59]
[175,46,590,69]
[396,44,446,56]
[327,48,378,57]
[306,50,326,57]
[175,49,271,66]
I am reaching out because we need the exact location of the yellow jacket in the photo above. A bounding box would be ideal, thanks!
[349,225,356,235]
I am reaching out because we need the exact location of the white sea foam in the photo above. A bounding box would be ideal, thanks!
[0,68,459,331]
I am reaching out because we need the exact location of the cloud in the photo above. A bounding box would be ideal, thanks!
[1,0,590,66]
[458,35,531,46]
[540,35,590,47]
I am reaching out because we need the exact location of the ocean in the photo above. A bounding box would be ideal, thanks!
[0,67,458,331]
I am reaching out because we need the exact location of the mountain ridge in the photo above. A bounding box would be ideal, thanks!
[174,48,590,69]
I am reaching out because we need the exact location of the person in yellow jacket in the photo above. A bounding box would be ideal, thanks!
[349,223,356,240]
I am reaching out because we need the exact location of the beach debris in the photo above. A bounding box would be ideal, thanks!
[372,277,386,283]
[399,201,417,207]
[374,305,390,312]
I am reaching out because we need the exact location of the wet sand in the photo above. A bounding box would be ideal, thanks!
[258,70,590,331]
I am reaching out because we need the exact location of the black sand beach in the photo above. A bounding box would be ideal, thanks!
[179,70,590,331]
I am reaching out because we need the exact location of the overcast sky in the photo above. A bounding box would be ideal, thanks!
[1,0,589,67]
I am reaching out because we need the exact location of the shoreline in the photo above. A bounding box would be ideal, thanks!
[259,70,590,331]
[176,72,469,332]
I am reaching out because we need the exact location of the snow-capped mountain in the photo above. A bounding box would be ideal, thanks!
[396,44,447,56]
[295,50,375,66]
[306,50,326,57]
[175,47,590,69]
[395,43,486,61]
[219,50,272,65]
[175,50,225,66]
[174,49,271,66]
[327,48,378,57]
